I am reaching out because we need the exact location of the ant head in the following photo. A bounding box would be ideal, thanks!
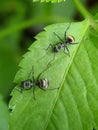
[67,35,75,43]
[40,78,49,89]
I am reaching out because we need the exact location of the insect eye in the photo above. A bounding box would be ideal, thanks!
[67,35,75,43]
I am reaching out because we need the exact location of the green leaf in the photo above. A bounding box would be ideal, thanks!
[94,13,98,19]
[9,20,98,130]
[0,95,9,130]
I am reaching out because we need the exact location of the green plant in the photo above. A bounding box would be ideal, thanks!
[0,95,9,130]
[1,0,98,130]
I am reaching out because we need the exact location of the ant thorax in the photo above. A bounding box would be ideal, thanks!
[54,44,63,52]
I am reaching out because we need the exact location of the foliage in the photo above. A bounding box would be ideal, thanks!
[0,0,98,130]
[9,19,98,130]
[0,95,9,130]
[0,0,76,97]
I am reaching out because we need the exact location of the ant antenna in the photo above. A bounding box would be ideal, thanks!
[64,22,71,41]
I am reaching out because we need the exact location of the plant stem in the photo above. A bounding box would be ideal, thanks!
[72,0,93,19]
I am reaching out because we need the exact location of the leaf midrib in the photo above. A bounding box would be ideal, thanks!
[44,21,89,130]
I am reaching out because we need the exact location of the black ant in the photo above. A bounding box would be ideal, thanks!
[46,23,79,66]
[18,67,59,99]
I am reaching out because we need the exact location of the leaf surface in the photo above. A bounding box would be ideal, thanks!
[9,20,98,130]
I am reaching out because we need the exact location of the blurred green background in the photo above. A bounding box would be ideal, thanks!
[0,0,98,102]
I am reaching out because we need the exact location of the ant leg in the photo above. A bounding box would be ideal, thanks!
[15,87,22,93]
[33,87,36,100]
[27,66,34,80]
[54,32,64,43]
[39,87,46,91]
[36,52,55,82]
[69,42,79,44]
[46,43,57,67]
[28,66,35,82]
[45,43,53,51]
[14,83,22,93]
[36,62,51,81]
[46,87,59,90]
[39,87,59,91]
[47,52,56,68]
[45,43,55,67]
[64,45,70,57]
[37,53,56,82]
[64,23,71,41]
[31,66,36,82]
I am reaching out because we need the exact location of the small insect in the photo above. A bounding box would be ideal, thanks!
[46,23,79,66]
[19,67,59,99]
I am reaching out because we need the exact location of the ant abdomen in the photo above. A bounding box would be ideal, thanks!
[67,35,75,43]
[38,78,49,89]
